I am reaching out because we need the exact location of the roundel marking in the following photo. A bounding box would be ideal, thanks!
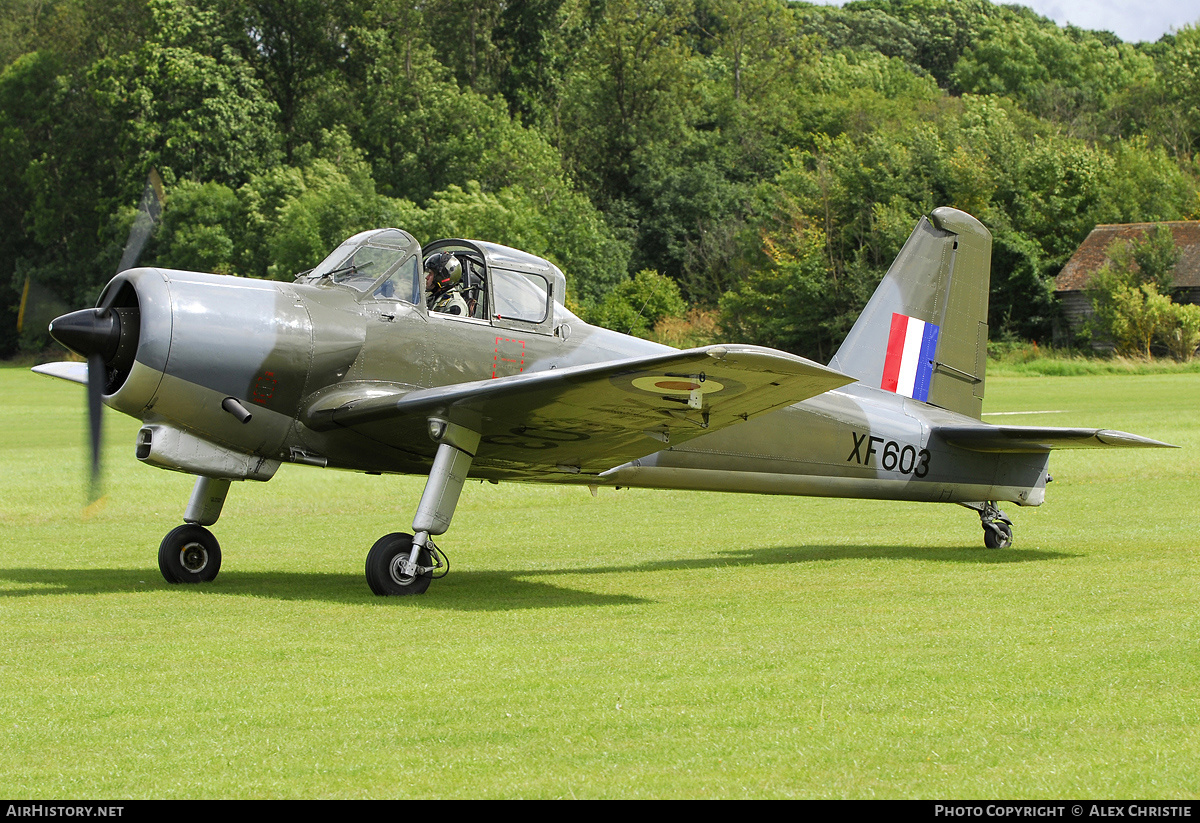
[630,375,726,395]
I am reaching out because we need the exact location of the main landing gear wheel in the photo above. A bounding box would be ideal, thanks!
[159,524,222,584]
[366,532,434,596]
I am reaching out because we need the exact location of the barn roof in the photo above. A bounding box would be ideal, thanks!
[1055,221,1200,292]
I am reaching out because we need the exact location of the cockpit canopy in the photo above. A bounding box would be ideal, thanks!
[442,239,568,309]
[424,238,567,324]
[298,228,422,304]
[297,230,570,332]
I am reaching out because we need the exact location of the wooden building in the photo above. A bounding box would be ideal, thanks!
[1054,221,1200,343]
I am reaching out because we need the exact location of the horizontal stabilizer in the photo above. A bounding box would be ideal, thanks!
[943,425,1176,453]
[31,361,89,385]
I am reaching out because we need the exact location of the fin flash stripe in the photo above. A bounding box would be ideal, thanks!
[881,313,939,402]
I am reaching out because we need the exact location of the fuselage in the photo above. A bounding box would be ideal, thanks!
[94,265,1048,509]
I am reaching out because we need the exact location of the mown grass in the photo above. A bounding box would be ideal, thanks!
[986,341,1200,377]
[0,367,1196,798]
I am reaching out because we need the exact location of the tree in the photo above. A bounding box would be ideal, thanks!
[0,48,129,353]
[716,205,866,360]
[1084,225,1182,357]
[347,25,571,208]
[1160,302,1200,362]
[557,0,699,203]
[423,0,504,94]
[396,181,629,306]
[1109,282,1173,358]
[1156,24,1200,159]
[260,156,402,280]
[217,0,358,160]
[835,0,999,86]
[588,268,686,336]
[90,0,283,187]
[153,180,242,274]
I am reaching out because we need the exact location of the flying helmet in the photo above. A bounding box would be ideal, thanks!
[424,252,462,292]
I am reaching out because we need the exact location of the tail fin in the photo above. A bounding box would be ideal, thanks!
[829,207,991,420]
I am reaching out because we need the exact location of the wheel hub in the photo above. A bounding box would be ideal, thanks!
[388,554,416,586]
[180,543,209,573]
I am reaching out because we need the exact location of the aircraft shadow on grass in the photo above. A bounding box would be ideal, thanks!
[0,543,1078,611]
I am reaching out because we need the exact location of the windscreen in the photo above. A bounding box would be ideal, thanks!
[306,229,420,302]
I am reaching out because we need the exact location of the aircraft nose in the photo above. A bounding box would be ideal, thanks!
[48,308,123,361]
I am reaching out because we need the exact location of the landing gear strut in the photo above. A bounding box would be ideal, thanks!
[366,418,478,596]
[159,476,229,584]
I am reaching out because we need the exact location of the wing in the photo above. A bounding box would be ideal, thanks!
[942,425,1175,452]
[305,345,854,477]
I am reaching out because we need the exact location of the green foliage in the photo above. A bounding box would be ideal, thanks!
[795,3,930,69]
[558,0,700,199]
[588,268,687,337]
[214,0,359,159]
[1122,223,1182,290]
[985,343,1200,375]
[1157,24,1200,158]
[951,13,1155,135]
[263,159,402,280]
[153,181,242,274]
[0,49,126,352]
[90,0,283,185]
[2,0,1200,357]
[648,307,720,348]
[1095,138,1197,225]
[393,181,629,305]
[350,31,569,205]
[629,149,754,284]
[761,89,1196,344]
[717,207,866,360]
[1085,225,1188,359]
[830,0,1001,85]
[1109,282,1174,359]
[1160,302,1200,362]
[146,145,628,302]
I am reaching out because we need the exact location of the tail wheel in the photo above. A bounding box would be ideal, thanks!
[983,521,1013,549]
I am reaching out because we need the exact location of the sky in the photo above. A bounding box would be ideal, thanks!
[805,1,1199,44]
[1016,0,1198,43]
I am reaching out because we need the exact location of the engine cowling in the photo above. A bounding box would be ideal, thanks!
[52,268,318,477]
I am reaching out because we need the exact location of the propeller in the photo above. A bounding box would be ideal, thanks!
[116,169,165,275]
[46,169,164,504]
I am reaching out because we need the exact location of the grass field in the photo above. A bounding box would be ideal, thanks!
[0,366,1196,798]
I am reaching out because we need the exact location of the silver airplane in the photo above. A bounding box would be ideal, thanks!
[35,207,1172,595]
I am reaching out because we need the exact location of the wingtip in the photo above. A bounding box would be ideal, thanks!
[32,361,90,385]
[1095,430,1178,449]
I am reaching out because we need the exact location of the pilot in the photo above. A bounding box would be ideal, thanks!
[424,252,469,316]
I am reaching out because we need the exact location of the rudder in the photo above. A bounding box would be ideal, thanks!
[829,207,990,420]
